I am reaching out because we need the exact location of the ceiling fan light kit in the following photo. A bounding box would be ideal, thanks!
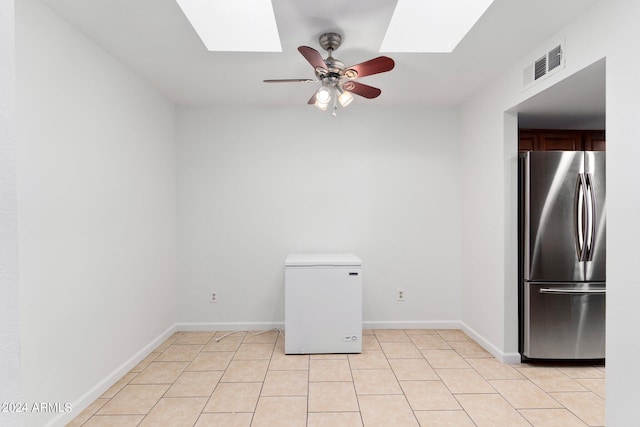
[264,32,395,116]
[337,87,354,107]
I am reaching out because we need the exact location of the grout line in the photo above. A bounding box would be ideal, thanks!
[72,329,606,427]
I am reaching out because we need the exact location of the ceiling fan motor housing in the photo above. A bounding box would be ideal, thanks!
[318,58,345,77]
[318,32,342,52]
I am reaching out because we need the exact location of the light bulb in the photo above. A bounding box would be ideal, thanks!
[316,86,332,103]
[337,89,354,107]
[314,98,330,111]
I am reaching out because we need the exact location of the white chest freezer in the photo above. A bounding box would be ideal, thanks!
[285,253,362,354]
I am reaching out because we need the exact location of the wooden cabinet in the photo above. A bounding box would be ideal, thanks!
[538,131,583,151]
[519,129,605,152]
[585,130,606,151]
[519,131,537,152]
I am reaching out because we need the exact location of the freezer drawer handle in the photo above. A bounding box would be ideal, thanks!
[539,288,606,295]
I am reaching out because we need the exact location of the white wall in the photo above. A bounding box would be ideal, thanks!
[16,1,177,426]
[459,97,519,359]
[177,106,461,329]
[602,2,640,424]
[11,0,639,424]
[0,1,23,426]
[460,0,640,423]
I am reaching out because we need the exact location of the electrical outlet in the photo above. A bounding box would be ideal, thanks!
[397,289,405,301]
[209,291,217,303]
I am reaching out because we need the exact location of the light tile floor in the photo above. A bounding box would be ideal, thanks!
[67,329,605,426]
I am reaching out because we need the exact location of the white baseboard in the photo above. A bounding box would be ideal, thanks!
[500,352,523,364]
[175,321,285,331]
[460,321,521,364]
[47,324,177,427]
[363,320,462,330]
[175,320,464,332]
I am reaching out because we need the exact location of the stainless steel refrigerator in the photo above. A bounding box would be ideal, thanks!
[519,151,606,360]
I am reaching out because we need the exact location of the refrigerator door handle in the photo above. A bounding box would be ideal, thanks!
[539,288,606,295]
[584,173,597,261]
[574,174,589,262]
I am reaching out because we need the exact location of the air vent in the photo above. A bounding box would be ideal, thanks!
[522,42,565,90]
[534,56,547,80]
[548,45,562,71]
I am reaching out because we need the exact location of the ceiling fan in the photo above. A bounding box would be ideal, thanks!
[264,32,395,116]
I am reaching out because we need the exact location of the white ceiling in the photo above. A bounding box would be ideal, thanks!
[39,0,602,116]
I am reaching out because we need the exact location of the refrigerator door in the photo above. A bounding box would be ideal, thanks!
[584,152,606,282]
[524,151,586,282]
[523,281,606,359]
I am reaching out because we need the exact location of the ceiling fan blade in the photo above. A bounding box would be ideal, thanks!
[263,79,316,83]
[307,93,317,105]
[344,81,382,99]
[345,56,395,79]
[298,46,328,72]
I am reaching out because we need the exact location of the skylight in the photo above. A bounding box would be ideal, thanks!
[176,0,282,52]
[380,0,495,53]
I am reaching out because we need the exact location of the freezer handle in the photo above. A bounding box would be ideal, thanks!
[585,173,597,262]
[539,288,606,295]
[574,173,589,262]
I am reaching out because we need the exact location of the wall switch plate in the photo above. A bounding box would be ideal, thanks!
[210,291,217,303]
[397,289,405,301]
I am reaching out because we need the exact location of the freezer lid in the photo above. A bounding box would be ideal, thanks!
[285,253,362,267]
